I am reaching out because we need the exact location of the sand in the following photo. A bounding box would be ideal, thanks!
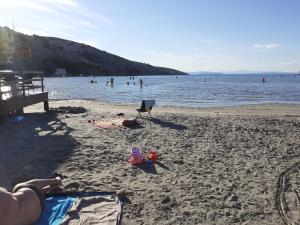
[0,100,300,225]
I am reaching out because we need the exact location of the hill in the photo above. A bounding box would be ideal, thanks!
[0,26,186,76]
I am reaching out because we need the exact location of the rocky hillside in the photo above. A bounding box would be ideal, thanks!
[0,26,186,76]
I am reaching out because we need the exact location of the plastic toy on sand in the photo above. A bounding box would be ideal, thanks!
[128,148,145,165]
[149,149,158,163]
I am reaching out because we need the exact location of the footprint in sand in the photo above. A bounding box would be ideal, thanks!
[276,162,300,225]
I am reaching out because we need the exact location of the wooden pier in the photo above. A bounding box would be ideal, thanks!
[0,71,49,121]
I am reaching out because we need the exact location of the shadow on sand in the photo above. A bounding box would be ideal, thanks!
[150,118,188,130]
[135,163,157,175]
[156,161,170,170]
[123,124,145,130]
[0,112,77,190]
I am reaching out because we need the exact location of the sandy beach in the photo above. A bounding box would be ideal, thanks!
[0,100,300,225]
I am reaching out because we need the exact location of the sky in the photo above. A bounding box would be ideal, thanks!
[0,0,300,72]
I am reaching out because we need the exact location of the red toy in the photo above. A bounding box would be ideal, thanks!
[149,149,158,163]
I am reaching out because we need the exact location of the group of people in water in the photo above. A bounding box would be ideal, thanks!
[95,76,145,88]
[92,75,267,87]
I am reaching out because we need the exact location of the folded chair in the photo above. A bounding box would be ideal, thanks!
[136,100,155,118]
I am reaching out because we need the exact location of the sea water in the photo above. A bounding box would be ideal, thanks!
[44,74,300,107]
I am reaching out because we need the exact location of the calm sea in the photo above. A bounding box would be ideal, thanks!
[44,74,300,107]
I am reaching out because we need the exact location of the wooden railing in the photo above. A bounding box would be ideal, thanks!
[0,71,45,101]
[0,71,49,120]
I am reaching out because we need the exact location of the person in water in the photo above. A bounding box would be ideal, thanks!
[0,177,62,225]
[139,78,143,88]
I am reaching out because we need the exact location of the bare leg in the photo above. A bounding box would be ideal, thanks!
[14,178,62,193]
[40,183,60,193]
[24,178,62,189]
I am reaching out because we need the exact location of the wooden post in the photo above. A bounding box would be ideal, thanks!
[21,71,25,97]
[0,79,2,101]
[44,101,49,112]
[0,76,4,122]
[41,72,49,112]
[41,73,44,93]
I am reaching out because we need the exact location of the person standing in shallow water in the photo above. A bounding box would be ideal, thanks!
[110,77,114,87]
[139,78,143,88]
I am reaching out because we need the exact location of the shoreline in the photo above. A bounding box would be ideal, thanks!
[1,100,300,224]
[35,99,300,117]
[47,97,300,111]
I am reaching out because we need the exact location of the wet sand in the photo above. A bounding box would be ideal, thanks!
[0,100,300,225]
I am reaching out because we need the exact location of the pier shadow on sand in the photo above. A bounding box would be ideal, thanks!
[149,118,188,131]
[0,111,77,190]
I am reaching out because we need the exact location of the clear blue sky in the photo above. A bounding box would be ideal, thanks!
[1,0,300,72]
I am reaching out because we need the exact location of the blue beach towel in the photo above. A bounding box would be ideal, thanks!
[35,196,76,225]
[34,192,122,225]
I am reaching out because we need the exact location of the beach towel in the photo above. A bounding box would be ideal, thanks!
[90,118,124,128]
[90,118,141,128]
[34,192,122,225]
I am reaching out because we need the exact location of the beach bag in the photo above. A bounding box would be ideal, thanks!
[122,119,139,127]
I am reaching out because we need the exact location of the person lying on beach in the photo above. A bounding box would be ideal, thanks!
[0,177,62,225]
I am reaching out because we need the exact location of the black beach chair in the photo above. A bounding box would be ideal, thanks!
[136,100,155,118]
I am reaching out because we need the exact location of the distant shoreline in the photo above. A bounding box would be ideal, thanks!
[45,72,299,77]
[45,74,189,77]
